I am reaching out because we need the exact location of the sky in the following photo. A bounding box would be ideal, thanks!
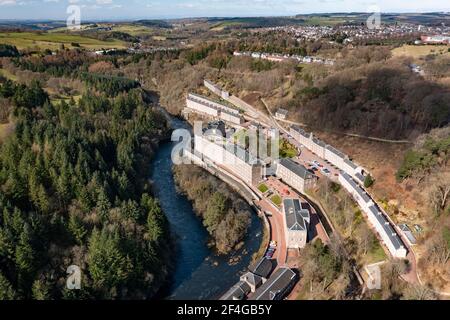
[0,0,449,20]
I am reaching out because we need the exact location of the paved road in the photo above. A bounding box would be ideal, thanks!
[257,199,287,266]
[255,97,419,286]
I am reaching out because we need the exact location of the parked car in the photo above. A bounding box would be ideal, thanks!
[321,168,331,176]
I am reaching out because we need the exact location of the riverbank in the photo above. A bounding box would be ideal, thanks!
[150,115,263,299]
[173,164,253,255]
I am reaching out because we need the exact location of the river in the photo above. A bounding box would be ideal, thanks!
[151,116,263,300]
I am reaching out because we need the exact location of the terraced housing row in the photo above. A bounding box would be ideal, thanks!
[289,126,407,258]
[186,93,244,125]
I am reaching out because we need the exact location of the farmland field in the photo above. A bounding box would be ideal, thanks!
[0,32,126,50]
[392,44,450,58]
[51,23,156,36]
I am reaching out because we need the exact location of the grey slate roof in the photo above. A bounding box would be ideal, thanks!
[326,145,346,159]
[291,126,310,138]
[225,143,260,165]
[355,172,365,183]
[220,281,251,300]
[369,205,406,251]
[249,268,297,300]
[283,198,310,231]
[276,108,288,116]
[240,272,263,287]
[344,158,358,170]
[249,257,273,279]
[399,224,417,245]
[279,158,314,180]
[188,92,218,104]
[188,92,240,113]
[312,137,326,147]
[341,172,371,204]
[383,223,405,250]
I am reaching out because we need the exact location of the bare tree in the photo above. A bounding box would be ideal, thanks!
[402,284,438,300]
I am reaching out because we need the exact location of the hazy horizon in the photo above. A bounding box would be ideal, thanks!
[0,0,449,21]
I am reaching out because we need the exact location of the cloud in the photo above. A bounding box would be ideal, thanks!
[0,0,16,6]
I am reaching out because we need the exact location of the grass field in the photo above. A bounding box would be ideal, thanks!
[51,23,155,36]
[301,17,347,26]
[258,183,269,193]
[210,21,244,31]
[270,194,282,207]
[0,32,126,50]
[365,242,388,264]
[392,45,450,58]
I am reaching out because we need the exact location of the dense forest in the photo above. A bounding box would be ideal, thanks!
[295,61,450,139]
[0,77,171,299]
[173,164,252,254]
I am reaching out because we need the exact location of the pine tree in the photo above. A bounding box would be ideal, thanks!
[0,272,16,300]
[68,210,87,244]
[87,228,130,295]
[32,278,50,300]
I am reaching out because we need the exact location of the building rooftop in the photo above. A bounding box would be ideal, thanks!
[249,257,274,279]
[341,172,371,204]
[344,158,358,170]
[326,145,346,159]
[240,272,263,288]
[283,198,310,231]
[276,108,289,116]
[187,93,220,109]
[383,223,405,250]
[221,108,241,117]
[290,126,310,139]
[279,158,314,180]
[369,205,406,251]
[220,281,251,300]
[188,92,240,114]
[249,268,297,300]
[399,224,417,245]
[204,120,226,137]
[355,172,365,183]
[312,136,326,147]
[226,143,260,165]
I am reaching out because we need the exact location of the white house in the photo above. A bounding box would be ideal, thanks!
[339,172,407,258]
[275,108,289,120]
[282,198,310,249]
[276,158,317,193]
